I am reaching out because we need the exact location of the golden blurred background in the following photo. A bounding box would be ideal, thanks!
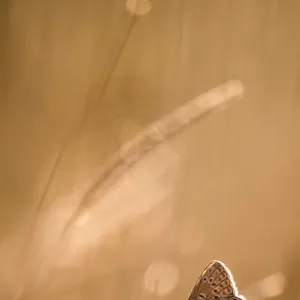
[0,0,300,299]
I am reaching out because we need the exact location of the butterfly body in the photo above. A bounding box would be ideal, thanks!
[188,260,245,300]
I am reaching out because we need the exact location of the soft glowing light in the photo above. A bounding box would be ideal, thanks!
[60,145,180,264]
[126,0,152,16]
[143,261,179,296]
[75,212,90,227]
[259,272,285,298]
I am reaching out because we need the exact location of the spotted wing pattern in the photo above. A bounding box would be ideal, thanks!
[188,260,245,300]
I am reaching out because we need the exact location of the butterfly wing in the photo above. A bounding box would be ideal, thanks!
[188,260,242,300]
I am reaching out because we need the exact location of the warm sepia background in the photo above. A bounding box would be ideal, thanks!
[0,0,300,299]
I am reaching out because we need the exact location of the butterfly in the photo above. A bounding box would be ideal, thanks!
[188,260,245,300]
